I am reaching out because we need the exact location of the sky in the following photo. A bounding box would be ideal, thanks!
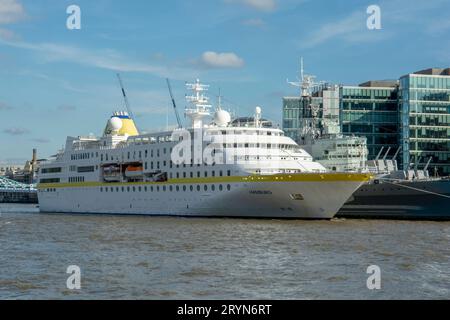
[0,0,449,164]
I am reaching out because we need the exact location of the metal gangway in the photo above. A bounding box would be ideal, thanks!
[0,176,36,192]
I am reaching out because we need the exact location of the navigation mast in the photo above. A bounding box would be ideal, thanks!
[185,79,212,128]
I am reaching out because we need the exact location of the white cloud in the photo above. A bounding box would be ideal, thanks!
[0,38,196,80]
[3,127,29,135]
[200,51,245,69]
[225,0,276,12]
[299,0,449,49]
[242,18,266,27]
[0,101,13,110]
[0,0,25,24]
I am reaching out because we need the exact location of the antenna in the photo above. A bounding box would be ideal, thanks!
[166,78,182,129]
[217,88,222,110]
[116,73,138,130]
[300,56,304,82]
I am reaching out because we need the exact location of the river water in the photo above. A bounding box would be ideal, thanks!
[0,203,449,299]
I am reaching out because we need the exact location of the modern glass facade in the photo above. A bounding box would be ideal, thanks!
[399,72,450,176]
[340,86,399,159]
[282,68,450,175]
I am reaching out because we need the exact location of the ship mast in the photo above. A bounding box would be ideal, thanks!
[185,79,212,128]
[287,58,322,144]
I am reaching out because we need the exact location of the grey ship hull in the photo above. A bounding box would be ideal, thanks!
[337,179,450,220]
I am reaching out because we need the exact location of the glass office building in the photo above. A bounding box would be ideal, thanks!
[340,82,399,160]
[282,68,449,174]
[399,68,450,176]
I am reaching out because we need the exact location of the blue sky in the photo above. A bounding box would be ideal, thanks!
[0,0,449,164]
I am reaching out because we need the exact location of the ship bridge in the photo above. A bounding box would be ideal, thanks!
[0,176,36,192]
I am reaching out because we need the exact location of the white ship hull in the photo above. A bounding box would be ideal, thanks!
[38,174,370,219]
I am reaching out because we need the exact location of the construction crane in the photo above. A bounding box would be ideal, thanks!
[116,73,138,130]
[166,78,182,129]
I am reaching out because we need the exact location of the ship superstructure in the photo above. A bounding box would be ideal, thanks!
[286,59,369,172]
[37,79,371,219]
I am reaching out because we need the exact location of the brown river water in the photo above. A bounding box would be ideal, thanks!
[0,204,449,299]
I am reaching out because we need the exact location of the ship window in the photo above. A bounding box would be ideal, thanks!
[157,186,160,192]
[101,154,103,161]
[122,187,125,192]
[197,172,200,178]
[105,188,108,192]
[164,148,167,154]
[138,186,142,192]
[204,171,208,177]
[227,170,231,176]
[211,185,215,191]
[183,172,186,178]
[163,186,166,191]
[176,172,179,178]
[132,186,136,192]
[145,162,148,170]
[204,185,208,191]
[157,149,160,157]
[151,150,154,157]
[190,185,193,191]
[212,171,215,177]
[100,187,103,192]
[219,184,223,191]
[183,185,186,191]
[151,186,154,192]
[170,186,173,191]
[116,187,119,192]
[157,162,160,169]
[197,185,200,191]
[219,171,223,177]
[190,172,193,178]
[176,186,179,191]
[163,161,167,167]
[139,151,142,158]
[227,184,231,191]
[127,186,130,192]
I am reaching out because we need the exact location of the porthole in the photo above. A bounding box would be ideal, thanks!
[219,184,223,191]
[204,185,208,191]
[197,185,200,191]
[211,185,215,191]
[183,185,186,191]
[227,184,231,191]
[190,185,193,191]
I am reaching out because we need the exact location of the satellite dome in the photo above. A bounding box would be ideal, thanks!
[214,109,231,126]
[109,116,123,132]
[255,106,262,115]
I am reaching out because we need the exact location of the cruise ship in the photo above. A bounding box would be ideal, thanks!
[37,79,371,219]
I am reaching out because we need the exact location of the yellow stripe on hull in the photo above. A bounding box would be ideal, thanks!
[38,173,372,189]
